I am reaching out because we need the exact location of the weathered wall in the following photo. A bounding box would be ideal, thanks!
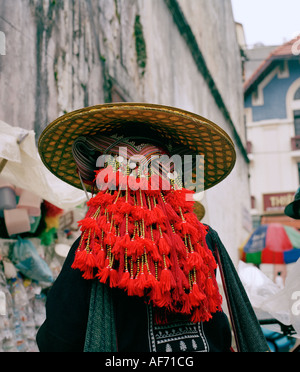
[0,0,249,263]
[178,0,245,138]
[0,0,107,134]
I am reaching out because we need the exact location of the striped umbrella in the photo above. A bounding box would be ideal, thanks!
[241,223,300,265]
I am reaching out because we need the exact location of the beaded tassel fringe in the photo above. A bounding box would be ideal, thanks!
[72,167,222,323]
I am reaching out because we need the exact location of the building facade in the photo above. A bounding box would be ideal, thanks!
[244,36,300,229]
[0,0,249,263]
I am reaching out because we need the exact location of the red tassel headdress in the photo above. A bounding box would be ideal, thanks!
[72,136,222,323]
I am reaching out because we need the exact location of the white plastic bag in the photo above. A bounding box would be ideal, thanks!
[238,260,300,336]
[0,121,87,209]
[282,260,300,335]
[238,261,280,308]
[11,237,53,283]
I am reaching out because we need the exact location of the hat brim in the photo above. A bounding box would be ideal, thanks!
[285,199,300,219]
[193,201,206,221]
[38,103,236,192]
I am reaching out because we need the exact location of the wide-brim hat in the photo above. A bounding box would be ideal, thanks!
[285,187,300,219]
[38,103,236,192]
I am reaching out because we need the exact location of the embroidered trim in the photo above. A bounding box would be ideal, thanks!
[147,305,209,352]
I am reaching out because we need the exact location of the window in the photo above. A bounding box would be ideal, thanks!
[295,87,300,101]
[294,110,300,136]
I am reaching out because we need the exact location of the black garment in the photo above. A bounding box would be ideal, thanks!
[36,230,232,352]
[208,228,269,352]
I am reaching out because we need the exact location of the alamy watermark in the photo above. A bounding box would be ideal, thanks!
[292,39,300,56]
[95,147,205,199]
[291,291,300,316]
[291,32,300,56]
[0,31,6,56]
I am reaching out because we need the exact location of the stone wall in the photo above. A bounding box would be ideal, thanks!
[0,0,249,262]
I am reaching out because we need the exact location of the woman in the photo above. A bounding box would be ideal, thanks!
[37,103,269,352]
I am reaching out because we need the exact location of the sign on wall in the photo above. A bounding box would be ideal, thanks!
[263,192,295,214]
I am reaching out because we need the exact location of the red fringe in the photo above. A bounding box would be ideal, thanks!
[72,180,222,324]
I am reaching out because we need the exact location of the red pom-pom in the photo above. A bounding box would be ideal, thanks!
[186,251,203,270]
[109,269,119,288]
[96,249,106,268]
[119,271,130,289]
[127,278,137,296]
[158,236,170,255]
[189,283,206,307]
[86,252,96,268]
[97,266,110,283]
[104,232,117,246]
[119,202,132,215]
[72,250,88,271]
[145,272,157,289]
[159,269,173,292]
[136,272,147,291]
[119,233,131,249]
[82,267,95,280]
[181,293,192,314]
